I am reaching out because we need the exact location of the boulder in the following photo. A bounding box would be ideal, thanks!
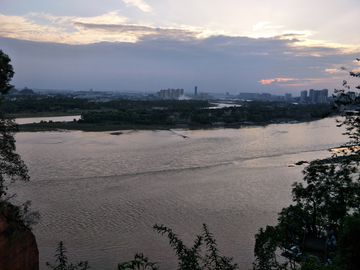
[0,211,39,270]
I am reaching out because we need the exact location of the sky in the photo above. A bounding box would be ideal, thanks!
[1,0,360,95]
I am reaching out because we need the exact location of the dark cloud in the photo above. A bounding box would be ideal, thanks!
[72,22,200,40]
[0,34,356,95]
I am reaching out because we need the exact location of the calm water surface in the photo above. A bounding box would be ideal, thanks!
[10,117,346,269]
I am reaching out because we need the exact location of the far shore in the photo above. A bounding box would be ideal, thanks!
[17,116,332,132]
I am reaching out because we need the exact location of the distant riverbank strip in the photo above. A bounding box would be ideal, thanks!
[5,98,334,132]
[18,115,333,132]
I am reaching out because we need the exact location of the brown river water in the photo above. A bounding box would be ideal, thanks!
[9,117,346,269]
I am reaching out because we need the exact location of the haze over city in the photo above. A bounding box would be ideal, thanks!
[1,0,360,94]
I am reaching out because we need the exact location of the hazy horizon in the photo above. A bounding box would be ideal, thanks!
[1,0,360,95]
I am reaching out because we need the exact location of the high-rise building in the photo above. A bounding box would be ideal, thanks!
[308,89,328,103]
[195,86,197,95]
[300,90,307,103]
[157,88,184,99]
[309,89,315,103]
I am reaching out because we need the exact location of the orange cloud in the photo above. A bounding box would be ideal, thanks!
[258,78,296,85]
[325,68,339,74]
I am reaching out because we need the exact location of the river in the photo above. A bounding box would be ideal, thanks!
[9,117,347,269]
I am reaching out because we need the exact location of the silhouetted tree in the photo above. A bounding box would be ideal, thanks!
[0,50,30,199]
[0,50,14,100]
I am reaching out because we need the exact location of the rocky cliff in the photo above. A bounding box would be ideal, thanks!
[0,210,39,270]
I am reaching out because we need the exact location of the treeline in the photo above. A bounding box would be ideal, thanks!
[80,101,332,126]
[0,95,210,114]
[1,96,100,113]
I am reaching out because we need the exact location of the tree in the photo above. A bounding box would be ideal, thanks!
[292,160,360,228]
[0,50,37,230]
[0,116,30,198]
[333,213,360,270]
[0,50,30,200]
[0,50,14,100]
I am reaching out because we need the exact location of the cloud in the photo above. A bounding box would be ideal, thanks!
[0,13,69,42]
[71,11,129,25]
[2,34,358,95]
[259,78,296,85]
[251,21,285,39]
[258,77,337,88]
[1,10,359,57]
[122,0,153,13]
[0,12,210,44]
[253,22,271,31]
[71,22,203,42]
[325,68,340,74]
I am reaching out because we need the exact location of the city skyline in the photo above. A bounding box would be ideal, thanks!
[1,0,360,94]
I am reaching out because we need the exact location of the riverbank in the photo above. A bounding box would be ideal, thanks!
[17,117,330,132]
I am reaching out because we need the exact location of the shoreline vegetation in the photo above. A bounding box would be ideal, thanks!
[1,95,335,132]
[18,115,331,132]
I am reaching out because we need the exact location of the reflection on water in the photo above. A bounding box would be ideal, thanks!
[10,117,346,269]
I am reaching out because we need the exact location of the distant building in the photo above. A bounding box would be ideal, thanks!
[260,93,272,100]
[197,93,209,98]
[300,90,307,103]
[195,86,198,95]
[157,88,184,99]
[285,93,292,101]
[238,92,275,101]
[239,92,260,100]
[309,89,328,104]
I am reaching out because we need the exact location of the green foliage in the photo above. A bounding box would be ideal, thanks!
[0,115,30,198]
[1,96,210,115]
[117,253,159,270]
[46,241,90,270]
[300,256,335,270]
[253,226,287,270]
[77,102,331,127]
[333,213,360,270]
[153,223,237,270]
[333,58,360,153]
[254,149,360,269]
[0,200,40,231]
[0,51,30,200]
[118,224,237,270]
[0,50,14,100]
[293,160,360,227]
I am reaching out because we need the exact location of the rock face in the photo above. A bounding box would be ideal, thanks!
[0,211,39,270]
